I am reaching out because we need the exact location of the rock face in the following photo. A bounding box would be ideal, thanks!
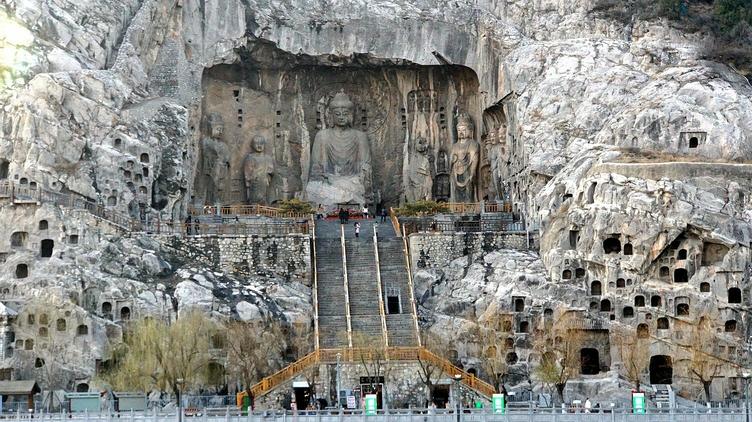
[1,0,751,405]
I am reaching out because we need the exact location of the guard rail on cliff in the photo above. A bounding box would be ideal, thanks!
[250,347,495,398]
[189,204,310,219]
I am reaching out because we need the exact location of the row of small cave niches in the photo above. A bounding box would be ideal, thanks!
[109,137,153,205]
[3,221,80,280]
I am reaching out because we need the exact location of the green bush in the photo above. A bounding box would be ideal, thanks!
[715,0,752,34]
[394,200,448,216]
[278,198,315,214]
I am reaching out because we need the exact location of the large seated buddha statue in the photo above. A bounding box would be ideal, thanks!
[306,90,373,206]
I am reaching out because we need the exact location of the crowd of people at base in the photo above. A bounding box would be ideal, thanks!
[315,204,389,223]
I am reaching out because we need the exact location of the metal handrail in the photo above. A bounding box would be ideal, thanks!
[310,216,320,351]
[340,225,353,348]
[188,204,310,220]
[372,225,390,349]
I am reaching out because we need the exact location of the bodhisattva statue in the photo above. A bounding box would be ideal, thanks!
[306,90,372,206]
[199,113,230,204]
[406,137,433,202]
[450,113,480,202]
[243,135,275,204]
[433,149,450,202]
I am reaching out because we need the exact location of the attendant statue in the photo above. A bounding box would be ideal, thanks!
[450,113,479,202]
[199,113,230,204]
[243,135,275,204]
[406,137,433,202]
[306,90,372,205]
[433,149,450,202]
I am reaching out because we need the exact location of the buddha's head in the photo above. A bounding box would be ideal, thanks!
[415,137,429,154]
[208,113,224,139]
[329,90,354,128]
[456,113,474,141]
[252,135,266,153]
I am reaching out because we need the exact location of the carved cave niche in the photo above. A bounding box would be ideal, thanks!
[197,47,480,208]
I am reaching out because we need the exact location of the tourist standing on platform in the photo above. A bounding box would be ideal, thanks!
[380,208,388,222]
[354,222,361,238]
[339,208,348,224]
[362,205,369,219]
[317,204,325,220]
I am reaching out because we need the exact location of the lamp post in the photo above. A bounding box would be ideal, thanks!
[336,352,342,409]
[176,378,184,422]
[743,372,751,422]
[454,374,462,422]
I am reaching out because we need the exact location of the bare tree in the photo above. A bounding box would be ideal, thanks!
[415,331,446,406]
[475,317,511,393]
[102,310,216,410]
[224,320,286,404]
[351,332,393,407]
[690,316,722,402]
[612,327,650,392]
[532,312,585,403]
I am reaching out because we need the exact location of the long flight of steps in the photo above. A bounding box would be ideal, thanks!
[344,220,386,346]
[315,221,349,348]
[377,238,419,346]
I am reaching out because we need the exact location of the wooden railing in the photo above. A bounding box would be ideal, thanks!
[189,204,311,219]
[388,207,402,238]
[250,347,496,398]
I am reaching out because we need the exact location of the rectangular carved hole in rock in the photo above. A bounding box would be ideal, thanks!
[276,122,281,127]
[237,109,243,115]
[276,110,281,115]
[233,89,240,97]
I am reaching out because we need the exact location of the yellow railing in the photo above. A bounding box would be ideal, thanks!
[388,207,402,238]
[189,204,311,219]
[250,347,496,398]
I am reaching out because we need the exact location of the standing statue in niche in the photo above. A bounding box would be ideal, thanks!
[243,135,275,204]
[406,137,433,202]
[199,113,230,204]
[433,149,450,202]
[450,113,479,202]
[306,90,373,206]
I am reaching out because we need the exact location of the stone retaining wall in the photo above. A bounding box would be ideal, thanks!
[156,234,311,284]
[408,232,532,270]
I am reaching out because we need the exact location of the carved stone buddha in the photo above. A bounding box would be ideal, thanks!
[243,135,275,204]
[450,113,479,202]
[306,90,373,205]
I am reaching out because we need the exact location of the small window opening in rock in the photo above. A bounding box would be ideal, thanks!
[700,282,710,293]
[659,266,670,278]
[40,239,54,258]
[107,196,117,206]
[68,235,79,244]
[39,314,48,325]
[24,339,33,350]
[657,317,669,330]
[124,170,132,179]
[134,174,142,183]
[623,306,634,318]
[616,278,625,288]
[677,249,687,260]
[590,301,598,311]
[29,181,37,189]
[102,302,112,318]
[38,327,47,337]
[586,182,596,204]
[689,137,699,148]
[27,314,34,325]
[0,160,8,179]
[77,324,88,336]
[623,243,633,255]
[56,318,66,331]
[233,90,240,98]
[15,264,28,279]
[575,268,585,278]
[676,303,689,316]
[635,296,645,307]
[34,358,44,368]
[725,320,737,332]
[19,178,27,185]
[10,231,27,248]
[276,110,281,116]
[38,220,48,230]
[506,352,518,365]
[562,269,572,280]
[590,280,602,296]
[114,138,122,148]
[603,237,621,254]
[119,306,131,321]
[544,308,553,319]
[651,295,662,307]
[76,383,89,393]
[514,298,524,312]
[728,287,742,304]
[505,337,514,348]
[600,299,611,312]
[518,321,529,333]
[637,323,649,339]
[674,268,688,283]
[502,320,512,331]
[139,186,147,194]
[580,348,600,375]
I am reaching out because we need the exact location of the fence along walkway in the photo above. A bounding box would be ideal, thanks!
[0,181,310,235]
[250,347,495,399]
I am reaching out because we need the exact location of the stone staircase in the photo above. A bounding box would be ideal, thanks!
[315,221,350,348]
[378,239,419,346]
[344,220,386,345]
